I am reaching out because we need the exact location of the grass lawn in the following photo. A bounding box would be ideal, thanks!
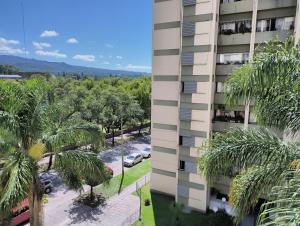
[132,184,234,226]
[94,159,151,198]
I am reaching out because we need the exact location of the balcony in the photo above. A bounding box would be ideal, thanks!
[215,64,242,76]
[258,0,297,11]
[213,121,244,132]
[218,33,251,46]
[255,30,293,43]
[212,108,245,131]
[220,0,253,15]
[214,93,225,104]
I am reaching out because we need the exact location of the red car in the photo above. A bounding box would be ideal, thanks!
[106,166,113,178]
[11,199,30,226]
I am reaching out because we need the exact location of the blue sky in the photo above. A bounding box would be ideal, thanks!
[0,0,152,72]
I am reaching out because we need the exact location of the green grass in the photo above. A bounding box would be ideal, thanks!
[132,184,234,226]
[94,159,151,198]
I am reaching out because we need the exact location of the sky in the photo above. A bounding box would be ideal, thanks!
[0,0,152,72]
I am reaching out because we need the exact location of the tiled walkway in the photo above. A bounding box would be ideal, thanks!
[44,173,150,226]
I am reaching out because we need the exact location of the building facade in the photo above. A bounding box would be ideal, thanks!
[151,0,300,212]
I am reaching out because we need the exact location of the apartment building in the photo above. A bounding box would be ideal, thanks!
[151,0,300,212]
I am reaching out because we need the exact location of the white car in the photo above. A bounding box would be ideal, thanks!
[124,153,143,167]
[141,147,151,158]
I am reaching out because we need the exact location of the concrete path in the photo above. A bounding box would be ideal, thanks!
[46,173,150,226]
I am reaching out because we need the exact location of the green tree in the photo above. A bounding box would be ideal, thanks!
[128,77,151,134]
[199,38,300,224]
[0,79,105,226]
[0,65,19,74]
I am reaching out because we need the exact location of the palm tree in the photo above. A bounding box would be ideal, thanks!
[199,37,300,224]
[0,78,105,226]
[41,102,102,171]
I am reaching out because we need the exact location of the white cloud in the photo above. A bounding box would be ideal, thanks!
[32,42,51,50]
[0,46,27,55]
[40,30,59,38]
[116,64,122,67]
[73,54,96,62]
[0,37,27,55]
[0,37,19,45]
[105,43,113,48]
[35,50,67,58]
[126,64,151,71]
[67,38,78,44]
[116,56,123,60]
[102,61,110,65]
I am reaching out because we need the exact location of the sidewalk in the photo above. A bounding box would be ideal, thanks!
[56,173,150,226]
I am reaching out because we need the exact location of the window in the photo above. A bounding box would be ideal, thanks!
[179,136,183,145]
[217,53,249,65]
[214,106,245,123]
[257,17,295,32]
[216,82,225,93]
[220,22,235,35]
[220,20,251,35]
[179,160,185,171]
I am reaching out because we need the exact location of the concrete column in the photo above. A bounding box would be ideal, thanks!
[295,0,300,41]
[244,0,258,129]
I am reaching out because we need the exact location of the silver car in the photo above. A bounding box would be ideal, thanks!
[141,147,151,158]
[124,153,143,167]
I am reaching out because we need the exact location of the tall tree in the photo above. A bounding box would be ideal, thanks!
[0,79,105,226]
[199,38,300,224]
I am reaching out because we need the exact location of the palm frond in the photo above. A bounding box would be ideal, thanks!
[54,151,106,190]
[0,152,37,213]
[199,128,298,183]
[229,165,285,222]
[257,170,300,225]
[225,38,300,131]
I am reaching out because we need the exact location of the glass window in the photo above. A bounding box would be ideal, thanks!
[179,160,185,171]
[217,53,249,65]
[220,22,235,35]
[257,17,295,32]
[216,82,225,93]
[256,20,269,32]
[214,107,245,123]
[220,20,251,35]
[283,17,295,30]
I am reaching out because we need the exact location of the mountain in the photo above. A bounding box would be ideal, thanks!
[0,55,150,77]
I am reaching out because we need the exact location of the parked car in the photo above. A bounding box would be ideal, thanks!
[10,199,30,226]
[141,147,151,158]
[124,153,143,167]
[39,173,54,194]
[40,179,53,194]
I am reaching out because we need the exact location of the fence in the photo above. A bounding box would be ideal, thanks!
[120,174,150,226]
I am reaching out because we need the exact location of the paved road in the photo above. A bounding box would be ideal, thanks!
[40,135,151,226]
[99,136,150,176]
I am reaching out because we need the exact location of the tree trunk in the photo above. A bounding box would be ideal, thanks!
[29,179,43,226]
[138,120,143,135]
[112,129,115,147]
[90,186,94,200]
[47,154,53,171]
[118,121,124,194]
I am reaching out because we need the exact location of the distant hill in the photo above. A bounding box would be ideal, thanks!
[0,55,150,77]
